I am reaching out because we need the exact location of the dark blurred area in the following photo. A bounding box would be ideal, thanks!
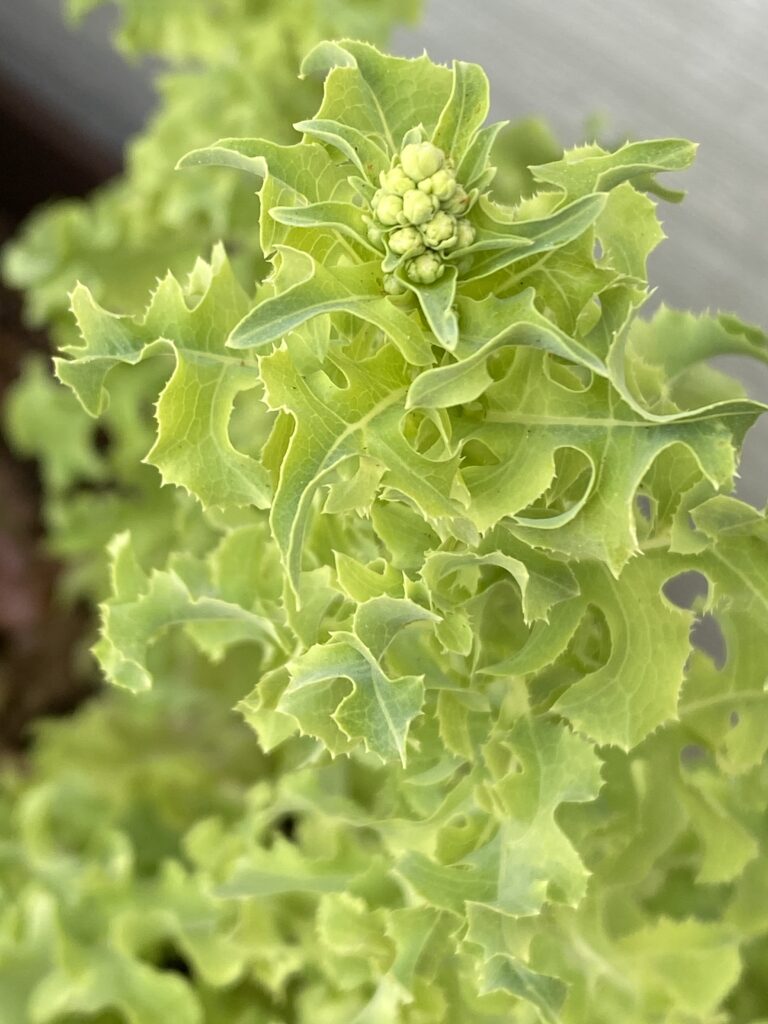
[0,71,109,750]
[0,80,114,225]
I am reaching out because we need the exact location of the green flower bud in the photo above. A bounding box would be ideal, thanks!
[406,252,444,285]
[420,211,457,248]
[455,218,476,248]
[402,188,436,226]
[400,141,444,182]
[383,273,407,295]
[445,185,470,216]
[380,166,416,196]
[375,193,404,226]
[388,226,425,257]
[427,168,457,202]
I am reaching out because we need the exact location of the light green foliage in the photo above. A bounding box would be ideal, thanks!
[2,0,422,600]
[3,23,768,1024]
[4,0,421,340]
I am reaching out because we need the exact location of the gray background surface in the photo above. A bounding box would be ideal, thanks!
[1,0,766,500]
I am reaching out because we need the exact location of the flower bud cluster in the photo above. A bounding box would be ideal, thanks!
[366,141,476,290]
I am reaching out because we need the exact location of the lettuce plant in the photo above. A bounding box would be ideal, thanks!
[5,35,768,1024]
[2,0,422,602]
[4,0,421,343]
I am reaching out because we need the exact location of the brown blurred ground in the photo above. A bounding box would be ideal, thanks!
[0,78,112,751]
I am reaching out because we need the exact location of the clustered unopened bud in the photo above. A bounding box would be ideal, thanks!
[366,139,476,289]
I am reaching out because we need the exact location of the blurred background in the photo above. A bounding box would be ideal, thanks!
[0,0,766,740]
